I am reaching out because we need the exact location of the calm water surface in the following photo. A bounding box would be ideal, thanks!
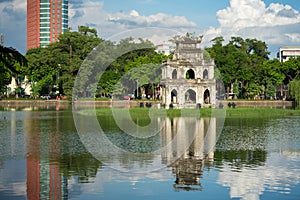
[0,106,299,200]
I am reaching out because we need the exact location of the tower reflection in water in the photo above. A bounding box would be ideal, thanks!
[26,111,68,200]
[161,117,216,191]
[25,110,217,197]
[25,110,101,200]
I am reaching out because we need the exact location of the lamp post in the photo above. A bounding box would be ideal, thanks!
[57,64,61,95]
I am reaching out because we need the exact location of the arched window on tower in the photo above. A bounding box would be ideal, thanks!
[185,89,196,103]
[203,69,208,79]
[204,89,210,104]
[172,69,177,79]
[186,69,195,79]
[171,89,177,103]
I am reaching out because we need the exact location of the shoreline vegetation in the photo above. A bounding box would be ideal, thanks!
[92,107,300,118]
[0,100,299,117]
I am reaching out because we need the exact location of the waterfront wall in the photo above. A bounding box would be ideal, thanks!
[217,100,294,109]
[0,100,70,106]
[0,100,295,109]
[0,100,71,110]
[0,100,141,110]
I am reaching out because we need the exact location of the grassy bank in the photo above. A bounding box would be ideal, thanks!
[224,107,300,117]
[93,107,300,118]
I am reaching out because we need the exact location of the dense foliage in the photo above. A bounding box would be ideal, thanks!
[206,36,300,100]
[22,26,170,99]
[0,45,28,96]
[24,26,103,97]
[0,27,299,105]
[289,79,300,108]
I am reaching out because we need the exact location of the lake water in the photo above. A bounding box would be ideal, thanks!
[0,106,300,200]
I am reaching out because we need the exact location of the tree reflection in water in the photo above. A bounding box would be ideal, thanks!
[1,108,300,200]
[25,110,102,200]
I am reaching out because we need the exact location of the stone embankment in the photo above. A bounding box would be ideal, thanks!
[218,100,294,109]
[0,99,295,109]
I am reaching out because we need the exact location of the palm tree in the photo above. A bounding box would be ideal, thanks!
[0,45,28,97]
[0,45,27,72]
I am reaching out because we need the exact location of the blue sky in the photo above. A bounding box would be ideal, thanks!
[100,0,230,28]
[1,0,300,57]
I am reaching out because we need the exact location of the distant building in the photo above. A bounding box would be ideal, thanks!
[6,76,32,97]
[278,46,300,62]
[27,0,68,50]
[155,41,176,56]
[276,46,300,100]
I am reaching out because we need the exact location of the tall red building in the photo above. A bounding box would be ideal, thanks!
[27,0,68,50]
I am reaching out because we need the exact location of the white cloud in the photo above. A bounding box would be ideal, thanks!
[69,1,196,39]
[216,0,300,29]
[0,0,26,15]
[217,0,267,29]
[76,165,173,195]
[69,1,107,28]
[0,0,26,52]
[285,33,300,42]
[111,28,181,45]
[217,152,300,199]
[0,0,26,30]
[107,10,197,28]
[1,0,300,57]
[130,9,140,17]
[202,0,300,57]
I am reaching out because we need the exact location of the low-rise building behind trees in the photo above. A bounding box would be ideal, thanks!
[278,46,300,62]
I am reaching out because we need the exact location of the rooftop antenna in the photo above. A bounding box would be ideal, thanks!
[0,33,4,46]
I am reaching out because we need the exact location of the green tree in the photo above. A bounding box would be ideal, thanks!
[0,45,27,97]
[261,59,285,98]
[245,83,263,99]
[282,57,300,84]
[25,47,58,95]
[26,26,103,97]
[96,38,157,97]
[0,46,27,73]
[266,85,276,99]
[78,25,98,37]
[207,36,270,99]
[289,79,300,108]
[0,68,10,95]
